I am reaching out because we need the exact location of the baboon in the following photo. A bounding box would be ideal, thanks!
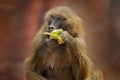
[24,7,103,80]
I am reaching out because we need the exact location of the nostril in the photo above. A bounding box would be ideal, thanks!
[49,27,53,29]
[51,27,54,29]
[49,25,54,29]
[48,27,51,29]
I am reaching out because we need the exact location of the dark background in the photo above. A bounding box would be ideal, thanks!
[0,0,120,80]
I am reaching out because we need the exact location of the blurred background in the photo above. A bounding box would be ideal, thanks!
[0,0,120,80]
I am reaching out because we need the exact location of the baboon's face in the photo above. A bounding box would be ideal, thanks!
[44,7,81,37]
[46,15,67,32]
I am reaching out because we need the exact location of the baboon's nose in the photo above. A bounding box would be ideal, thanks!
[48,25,55,29]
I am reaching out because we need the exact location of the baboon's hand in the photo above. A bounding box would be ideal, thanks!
[60,31,74,43]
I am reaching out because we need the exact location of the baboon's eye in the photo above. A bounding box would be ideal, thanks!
[56,16,66,21]
[50,15,54,18]
[60,17,66,20]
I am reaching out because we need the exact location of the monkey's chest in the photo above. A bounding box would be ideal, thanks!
[36,48,74,80]
[42,61,73,80]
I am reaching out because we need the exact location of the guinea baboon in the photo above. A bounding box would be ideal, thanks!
[24,7,103,80]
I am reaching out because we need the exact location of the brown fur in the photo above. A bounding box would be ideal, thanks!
[24,7,103,80]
